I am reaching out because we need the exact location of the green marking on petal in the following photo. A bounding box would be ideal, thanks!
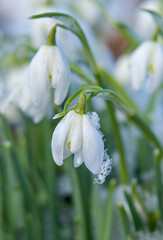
[49,74,52,82]
[148,64,154,74]
[68,141,71,149]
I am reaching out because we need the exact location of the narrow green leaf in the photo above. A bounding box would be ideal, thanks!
[91,185,103,240]
[124,191,144,231]
[0,132,25,234]
[102,179,116,240]
[41,119,60,239]
[65,159,92,240]
[118,205,132,240]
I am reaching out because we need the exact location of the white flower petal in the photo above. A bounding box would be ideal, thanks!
[51,110,74,166]
[66,112,82,154]
[63,141,72,159]
[82,114,104,174]
[151,42,163,92]
[51,47,70,105]
[74,149,83,168]
[28,45,49,107]
[130,41,151,90]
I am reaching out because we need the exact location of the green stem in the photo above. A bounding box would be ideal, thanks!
[46,23,65,46]
[46,25,57,46]
[107,102,128,183]
[146,82,163,114]
[151,26,160,41]
[63,86,101,112]
[129,114,163,154]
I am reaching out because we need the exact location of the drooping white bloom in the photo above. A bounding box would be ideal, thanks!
[28,45,70,108]
[129,41,163,92]
[0,65,52,123]
[51,110,111,182]
[134,0,159,39]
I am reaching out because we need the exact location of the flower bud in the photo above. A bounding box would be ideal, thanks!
[129,41,163,92]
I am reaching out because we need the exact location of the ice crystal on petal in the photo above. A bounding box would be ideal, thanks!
[94,150,112,184]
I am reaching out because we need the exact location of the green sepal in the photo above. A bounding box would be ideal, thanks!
[74,93,86,115]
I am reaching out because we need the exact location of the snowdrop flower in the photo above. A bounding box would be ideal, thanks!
[0,65,52,123]
[129,40,163,92]
[134,0,159,39]
[51,110,111,183]
[28,44,70,107]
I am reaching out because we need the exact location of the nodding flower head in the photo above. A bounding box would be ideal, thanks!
[28,45,70,108]
[129,40,163,92]
[51,110,111,184]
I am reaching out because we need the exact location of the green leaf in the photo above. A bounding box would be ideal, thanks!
[64,159,92,240]
[118,205,132,239]
[124,191,144,231]
[91,185,103,240]
[102,179,116,240]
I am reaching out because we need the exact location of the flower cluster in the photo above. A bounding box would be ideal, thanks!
[25,24,112,183]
